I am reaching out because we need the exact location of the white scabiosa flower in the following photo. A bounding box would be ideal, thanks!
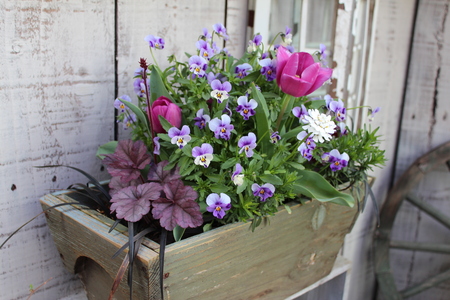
[302,109,336,143]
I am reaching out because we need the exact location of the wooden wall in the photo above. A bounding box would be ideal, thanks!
[2,0,448,299]
[0,1,238,299]
[388,0,450,298]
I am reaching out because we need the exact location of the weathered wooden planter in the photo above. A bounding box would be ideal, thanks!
[40,182,366,300]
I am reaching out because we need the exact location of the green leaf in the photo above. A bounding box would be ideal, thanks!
[150,65,172,102]
[251,83,272,155]
[287,162,305,170]
[172,225,186,242]
[259,174,283,185]
[292,170,355,207]
[236,180,248,194]
[221,157,239,170]
[210,183,230,193]
[120,100,150,134]
[158,115,174,132]
[96,141,118,159]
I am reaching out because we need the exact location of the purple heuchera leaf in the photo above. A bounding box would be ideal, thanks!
[152,179,202,231]
[102,140,151,183]
[109,176,139,196]
[110,182,161,222]
[147,160,181,183]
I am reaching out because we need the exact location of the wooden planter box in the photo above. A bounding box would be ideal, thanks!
[40,182,366,300]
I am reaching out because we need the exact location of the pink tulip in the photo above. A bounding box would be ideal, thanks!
[148,96,182,133]
[276,46,333,97]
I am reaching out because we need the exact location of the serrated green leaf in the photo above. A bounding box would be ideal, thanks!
[96,141,118,159]
[221,157,239,170]
[259,174,283,185]
[210,183,230,193]
[292,170,354,207]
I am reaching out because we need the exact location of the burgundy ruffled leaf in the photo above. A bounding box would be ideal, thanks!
[108,176,139,196]
[110,182,161,222]
[151,179,202,231]
[102,140,151,183]
[147,160,181,183]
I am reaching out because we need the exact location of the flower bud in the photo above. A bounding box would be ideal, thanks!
[149,96,181,133]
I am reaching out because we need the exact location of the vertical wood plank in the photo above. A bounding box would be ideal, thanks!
[0,1,115,299]
[389,0,450,298]
[341,0,417,299]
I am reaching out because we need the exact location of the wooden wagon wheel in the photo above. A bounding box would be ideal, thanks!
[374,141,450,299]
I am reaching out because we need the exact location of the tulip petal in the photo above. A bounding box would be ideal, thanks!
[275,46,292,83]
[295,52,316,74]
[305,66,333,95]
[280,73,313,97]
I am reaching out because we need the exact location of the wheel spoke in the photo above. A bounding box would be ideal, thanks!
[390,240,450,254]
[400,268,450,298]
[405,194,450,230]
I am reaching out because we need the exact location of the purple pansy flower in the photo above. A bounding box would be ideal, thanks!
[192,143,214,168]
[144,35,165,49]
[270,131,281,144]
[189,55,208,78]
[329,99,346,122]
[122,114,137,130]
[252,183,275,202]
[369,107,381,122]
[283,26,293,45]
[202,28,212,40]
[292,105,309,124]
[194,108,211,129]
[319,44,328,67]
[206,193,231,219]
[209,114,234,140]
[114,95,132,113]
[236,96,258,120]
[153,137,160,155]
[324,94,333,110]
[235,63,253,79]
[196,40,215,60]
[322,152,331,162]
[259,58,277,81]
[298,143,313,161]
[213,23,229,40]
[210,79,232,103]
[338,122,348,136]
[238,133,257,158]
[328,149,350,171]
[247,34,262,52]
[133,78,150,98]
[231,163,244,186]
[297,131,316,149]
[168,125,191,149]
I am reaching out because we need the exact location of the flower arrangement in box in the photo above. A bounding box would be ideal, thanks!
[101,24,385,238]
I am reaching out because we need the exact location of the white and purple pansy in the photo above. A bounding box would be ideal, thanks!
[231,163,244,186]
[236,96,258,120]
[168,125,191,149]
[259,58,277,81]
[328,149,350,171]
[114,95,132,113]
[189,55,208,78]
[206,193,231,219]
[192,143,214,168]
[292,104,309,124]
[238,132,257,158]
[208,114,234,140]
[252,183,275,202]
[210,79,232,103]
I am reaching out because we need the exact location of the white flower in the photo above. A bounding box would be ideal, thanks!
[232,174,245,186]
[302,109,336,143]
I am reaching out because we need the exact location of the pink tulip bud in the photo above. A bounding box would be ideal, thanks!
[149,96,182,133]
[276,46,333,97]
